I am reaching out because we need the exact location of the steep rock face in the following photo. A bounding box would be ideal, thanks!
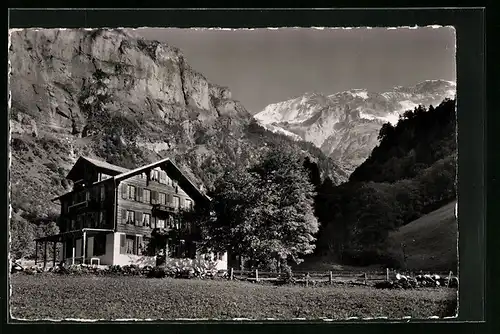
[9,28,346,220]
[255,81,456,173]
[9,28,222,137]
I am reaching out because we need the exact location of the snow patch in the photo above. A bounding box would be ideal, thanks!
[350,90,369,99]
[257,121,302,141]
[359,112,376,120]
[378,113,400,126]
[446,89,456,98]
[398,100,419,112]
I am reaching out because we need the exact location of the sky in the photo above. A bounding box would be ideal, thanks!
[135,27,456,114]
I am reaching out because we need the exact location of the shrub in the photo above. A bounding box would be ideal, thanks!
[155,258,219,279]
[147,266,166,278]
[121,264,141,276]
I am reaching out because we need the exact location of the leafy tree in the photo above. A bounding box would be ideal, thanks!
[190,146,319,270]
[10,214,37,260]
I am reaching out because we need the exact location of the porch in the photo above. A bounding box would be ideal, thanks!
[34,228,114,268]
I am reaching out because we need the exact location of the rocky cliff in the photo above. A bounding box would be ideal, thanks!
[9,28,346,222]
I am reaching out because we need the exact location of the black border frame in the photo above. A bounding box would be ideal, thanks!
[3,7,490,333]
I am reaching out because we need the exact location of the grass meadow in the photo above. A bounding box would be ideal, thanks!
[10,274,457,321]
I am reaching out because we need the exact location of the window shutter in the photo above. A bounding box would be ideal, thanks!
[132,236,137,255]
[138,188,143,202]
[121,209,127,224]
[120,234,126,254]
[121,184,128,199]
[180,198,185,209]
[151,216,156,229]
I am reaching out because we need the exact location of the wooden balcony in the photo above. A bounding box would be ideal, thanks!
[68,200,88,213]
[152,203,178,214]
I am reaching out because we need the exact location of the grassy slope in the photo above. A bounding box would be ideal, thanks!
[387,201,458,272]
[10,275,457,320]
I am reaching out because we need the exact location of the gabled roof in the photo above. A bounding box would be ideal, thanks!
[66,156,130,181]
[81,156,130,174]
[114,158,210,203]
[57,156,210,204]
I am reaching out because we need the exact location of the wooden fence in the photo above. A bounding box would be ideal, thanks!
[228,268,454,286]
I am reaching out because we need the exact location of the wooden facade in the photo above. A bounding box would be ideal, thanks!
[34,156,222,268]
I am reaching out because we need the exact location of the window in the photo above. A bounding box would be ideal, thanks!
[167,216,175,228]
[173,196,180,209]
[185,199,193,210]
[157,219,165,229]
[127,185,136,200]
[126,210,135,224]
[143,213,151,228]
[93,234,106,256]
[165,174,172,186]
[143,189,151,203]
[152,169,160,181]
[70,219,76,230]
[140,237,150,256]
[159,192,166,205]
[126,236,135,254]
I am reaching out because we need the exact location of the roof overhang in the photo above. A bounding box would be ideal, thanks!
[114,158,211,203]
[34,228,114,242]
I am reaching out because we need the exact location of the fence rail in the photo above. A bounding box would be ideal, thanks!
[229,268,455,286]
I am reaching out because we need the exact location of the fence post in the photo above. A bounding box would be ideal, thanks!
[329,271,333,285]
[230,267,234,281]
[306,272,310,287]
[364,272,367,286]
[386,268,389,281]
[255,269,259,282]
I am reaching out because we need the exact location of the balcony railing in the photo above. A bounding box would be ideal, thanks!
[68,201,87,211]
[152,204,179,213]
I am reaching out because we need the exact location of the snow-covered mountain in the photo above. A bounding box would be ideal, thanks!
[255,80,456,173]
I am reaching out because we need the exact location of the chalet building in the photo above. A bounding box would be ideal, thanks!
[34,156,228,269]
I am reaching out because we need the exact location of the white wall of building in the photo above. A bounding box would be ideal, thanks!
[58,232,226,270]
[195,251,228,271]
[112,232,156,267]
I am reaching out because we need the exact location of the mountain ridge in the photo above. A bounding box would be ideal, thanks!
[255,80,456,173]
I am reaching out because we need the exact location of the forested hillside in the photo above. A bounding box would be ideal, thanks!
[313,99,457,267]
